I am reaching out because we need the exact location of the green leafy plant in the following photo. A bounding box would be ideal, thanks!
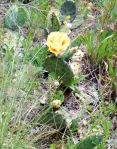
[84,30,116,99]
[108,58,117,100]
[83,30,116,66]
[98,0,117,28]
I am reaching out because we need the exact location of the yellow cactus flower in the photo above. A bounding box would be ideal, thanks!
[47,32,70,56]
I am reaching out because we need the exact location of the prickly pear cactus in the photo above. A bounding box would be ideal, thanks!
[4,5,27,30]
[71,15,85,29]
[60,0,76,22]
[43,55,74,86]
[39,106,67,129]
[47,10,60,32]
[75,135,103,149]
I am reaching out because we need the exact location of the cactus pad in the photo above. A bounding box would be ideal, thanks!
[60,0,76,22]
[4,6,27,30]
[43,55,74,86]
[47,12,60,32]
[39,106,67,129]
[76,135,103,149]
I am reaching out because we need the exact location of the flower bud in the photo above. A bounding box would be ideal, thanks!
[52,100,62,109]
